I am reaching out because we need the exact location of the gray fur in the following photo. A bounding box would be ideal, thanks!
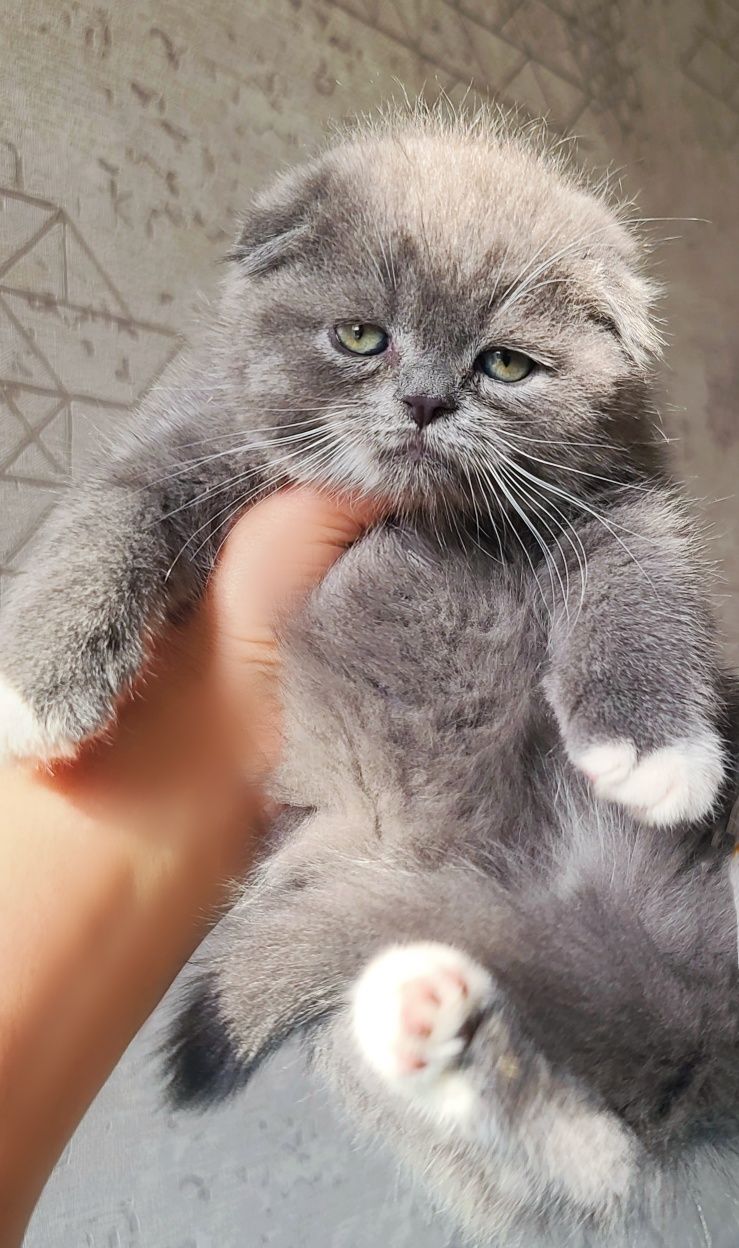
[1,105,738,1242]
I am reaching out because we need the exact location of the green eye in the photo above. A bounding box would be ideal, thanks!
[333,322,389,356]
[477,348,534,383]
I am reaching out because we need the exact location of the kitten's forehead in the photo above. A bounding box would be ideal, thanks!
[330,130,616,280]
[229,117,657,367]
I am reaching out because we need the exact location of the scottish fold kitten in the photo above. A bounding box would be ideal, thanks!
[1,108,738,1243]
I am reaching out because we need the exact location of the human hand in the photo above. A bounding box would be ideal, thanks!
[0,486,379,1244]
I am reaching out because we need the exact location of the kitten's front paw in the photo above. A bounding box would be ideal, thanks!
[0,674,79,764]
[351,942,493,1121]
[571,732,724,826]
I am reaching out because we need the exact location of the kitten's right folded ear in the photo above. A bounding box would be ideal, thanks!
[227,164,329,277]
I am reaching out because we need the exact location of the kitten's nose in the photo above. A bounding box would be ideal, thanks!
[402,394,457,430]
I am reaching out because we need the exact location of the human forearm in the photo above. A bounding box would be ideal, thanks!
[0,686,259,1245]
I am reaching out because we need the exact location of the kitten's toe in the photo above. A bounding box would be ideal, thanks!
[572,732,724,825]
[351,942,493,1120]
[0,674,80,764]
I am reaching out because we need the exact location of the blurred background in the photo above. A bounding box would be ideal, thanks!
[2,1,737,1245]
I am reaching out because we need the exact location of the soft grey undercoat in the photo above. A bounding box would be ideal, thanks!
[184,526,739,1243]
[0,107,738,1243]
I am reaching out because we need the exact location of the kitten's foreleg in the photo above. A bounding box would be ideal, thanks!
[0,485,170,761]
[0,480,204,763]
[545,493,726,825]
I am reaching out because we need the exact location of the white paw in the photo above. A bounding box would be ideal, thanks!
[0,674,78,764]
[351,942,493,1121]
[572,733,724,826]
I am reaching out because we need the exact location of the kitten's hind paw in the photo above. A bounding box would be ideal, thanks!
[0,674,80,764]
[572,733,725,826]
[351,942,493,1123]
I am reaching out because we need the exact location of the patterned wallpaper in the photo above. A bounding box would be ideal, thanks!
[2,0,737,659]
[3,1,738,1245]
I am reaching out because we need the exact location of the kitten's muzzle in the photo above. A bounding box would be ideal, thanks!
[402,394,458,430]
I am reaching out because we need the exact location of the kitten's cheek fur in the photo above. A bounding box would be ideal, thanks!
[571,732,725,825]
[350,942,494,1125]
[0,674,79,764]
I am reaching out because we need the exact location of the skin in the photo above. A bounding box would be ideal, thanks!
[0,487,378,1247]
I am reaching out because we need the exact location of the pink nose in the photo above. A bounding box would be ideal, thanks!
[402,394,457,430]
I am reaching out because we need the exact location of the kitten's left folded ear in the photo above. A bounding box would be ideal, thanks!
[597,268,663,369]
[227,161,330,278]
[588,228,664,369]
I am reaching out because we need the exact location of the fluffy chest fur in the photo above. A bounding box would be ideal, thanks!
[279,528,547,825]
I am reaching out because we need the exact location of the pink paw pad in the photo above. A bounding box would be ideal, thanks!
[352,942,494,1086]
[398,970,470,1069]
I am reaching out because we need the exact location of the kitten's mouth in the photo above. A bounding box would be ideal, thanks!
[382,431,446,467]
[407,434,426,464]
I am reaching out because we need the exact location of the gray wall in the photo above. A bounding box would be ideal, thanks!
[2,0,737,1243]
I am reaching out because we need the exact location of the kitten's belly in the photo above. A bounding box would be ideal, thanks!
[277,526,552,838]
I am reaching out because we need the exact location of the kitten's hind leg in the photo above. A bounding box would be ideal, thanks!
[165,861,512,1110]
[350,941,637,1220]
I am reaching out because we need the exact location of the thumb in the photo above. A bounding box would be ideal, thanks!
[204,486,381,771]
[206,486,381,685]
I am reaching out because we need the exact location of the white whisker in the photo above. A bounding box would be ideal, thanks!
[496,453,588,617]
[492,446,657,592]
[492,429,649,492]
[471,458,554,624]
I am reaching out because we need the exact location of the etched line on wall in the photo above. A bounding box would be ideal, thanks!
[0,186,181,582]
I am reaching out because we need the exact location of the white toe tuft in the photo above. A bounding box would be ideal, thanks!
[351,941,493,1123]
[573,732,724,826]
[0,674,78,764]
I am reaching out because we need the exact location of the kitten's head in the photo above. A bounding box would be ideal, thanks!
[220,108,662,519]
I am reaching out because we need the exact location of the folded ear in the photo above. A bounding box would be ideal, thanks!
[593,262,664,369]
[578,215,663,369]
[227,164,329,277]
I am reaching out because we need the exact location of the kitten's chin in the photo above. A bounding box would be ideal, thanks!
[378,431,449,468]
[372,440,465,510]
[285,445,470,521]
[386,475,474,522]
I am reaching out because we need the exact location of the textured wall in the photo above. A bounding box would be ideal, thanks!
[2,0,737,1244]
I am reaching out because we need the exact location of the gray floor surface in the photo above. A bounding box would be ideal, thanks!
[24,973,454,1248]
[24,965,739,1248]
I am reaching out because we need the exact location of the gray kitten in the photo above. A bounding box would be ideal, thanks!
[1,108,738,1243]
